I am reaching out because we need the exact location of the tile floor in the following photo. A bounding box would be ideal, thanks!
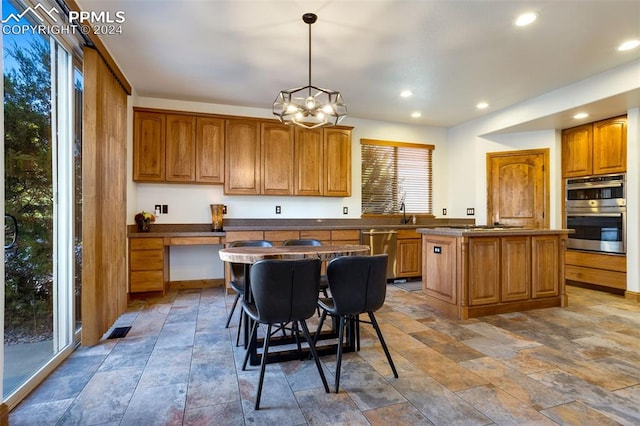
[9,284,640,425]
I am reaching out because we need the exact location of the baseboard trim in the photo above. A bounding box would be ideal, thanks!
[0,403,8,426]
[169,278,224,290]
[624,290,640,303]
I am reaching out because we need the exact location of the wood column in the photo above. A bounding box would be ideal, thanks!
[81,47,128,346]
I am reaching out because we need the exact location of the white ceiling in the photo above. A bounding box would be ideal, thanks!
[76,0,640,129]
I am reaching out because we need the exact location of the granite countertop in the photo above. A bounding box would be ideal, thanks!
[417,226,574,237]
[127,218,475,237]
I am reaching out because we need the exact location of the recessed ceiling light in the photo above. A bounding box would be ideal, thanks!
[618,39,640,51]
[411,112,422,118]
[515,12,538,27]
[573,112,589,119]
[400,90,413,98]
[476,102,489,109]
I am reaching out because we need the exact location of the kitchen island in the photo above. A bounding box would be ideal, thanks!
[417,227,572,320]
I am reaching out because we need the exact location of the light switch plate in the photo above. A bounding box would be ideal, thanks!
[343,207,348,215]
[466,208,475,215]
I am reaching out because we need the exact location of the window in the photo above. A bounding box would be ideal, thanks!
[361,139,434,215]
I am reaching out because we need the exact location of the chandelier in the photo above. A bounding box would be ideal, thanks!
[273,13,347,129]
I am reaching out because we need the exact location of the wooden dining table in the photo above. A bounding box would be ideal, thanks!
[218,244,370,365]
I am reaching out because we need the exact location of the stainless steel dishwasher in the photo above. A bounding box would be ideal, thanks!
[361,229,398,280]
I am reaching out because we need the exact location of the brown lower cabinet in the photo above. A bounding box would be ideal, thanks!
[565,250,626,291]
[422,231,568,320]
[129,238,167,293]
[397,229,422,278]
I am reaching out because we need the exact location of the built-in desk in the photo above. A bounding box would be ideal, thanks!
[128,224,225,294]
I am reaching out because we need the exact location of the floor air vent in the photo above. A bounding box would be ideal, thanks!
[107,326,131,339]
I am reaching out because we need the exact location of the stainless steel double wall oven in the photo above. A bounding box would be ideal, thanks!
[565,173,626,254]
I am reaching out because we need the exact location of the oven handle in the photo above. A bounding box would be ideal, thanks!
[566,182,623,190]
[566,212,623,217]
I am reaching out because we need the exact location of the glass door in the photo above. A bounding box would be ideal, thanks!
[3,0,82,404]
[3,26,56,397]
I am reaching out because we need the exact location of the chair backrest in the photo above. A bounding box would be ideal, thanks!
[282,239,323,246]
[326,254,388,315]
[229,240,273,282]
[250,258,321,323]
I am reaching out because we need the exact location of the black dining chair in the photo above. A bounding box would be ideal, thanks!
[314,254,398,393]
[241,258,330,410]
[224,240,273,346]
[282,239,329,298]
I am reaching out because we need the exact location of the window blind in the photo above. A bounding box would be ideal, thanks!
[361,139,433,214]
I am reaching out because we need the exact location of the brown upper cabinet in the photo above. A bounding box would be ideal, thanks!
[562,115,626,177]
[133,110,166,182]
[225,123,352,196]
[133,109,224,184]
[165,114,196,182]
[324,127,352,197]
[133,108,352,196]
[261,122,295,195]
[224,118,261,194]
[195,117,225,183]
[295,128,324,196]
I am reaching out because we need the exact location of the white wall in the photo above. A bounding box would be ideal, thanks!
[130,97,448,279]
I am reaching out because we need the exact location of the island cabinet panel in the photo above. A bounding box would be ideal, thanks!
[133,111,166,182]
[295,128,324,196]
[165,114,196,182]
[531,235,560,298]
[261,122,294,195]
[225,119,261,194]
[468,238,501,306]
[501,236,531,302]
[423,236,457,305]
[420,229,569,320]
[195,117,225,183]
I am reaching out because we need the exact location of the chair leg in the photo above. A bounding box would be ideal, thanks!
[242,320,258,371]
[368,312,398,378]
[313,310,328,347]
[335,316,346,393]
[293,322,302,359]
[299,320,330,393]
[225,292,240,328]
[235,309,244,347]
[255,323,272,410]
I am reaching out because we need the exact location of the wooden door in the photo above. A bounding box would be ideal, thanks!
[593,116,626,175]
[487,149,549,229]
[196,117,225,183]
[133,110,165,182]
[324,128,352,196]
[224,119,260,194]
[562,124,592,177]
[295,128,324,196]
[468,237,501,306]
[165,114,196,182]
[261,122,294,195]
